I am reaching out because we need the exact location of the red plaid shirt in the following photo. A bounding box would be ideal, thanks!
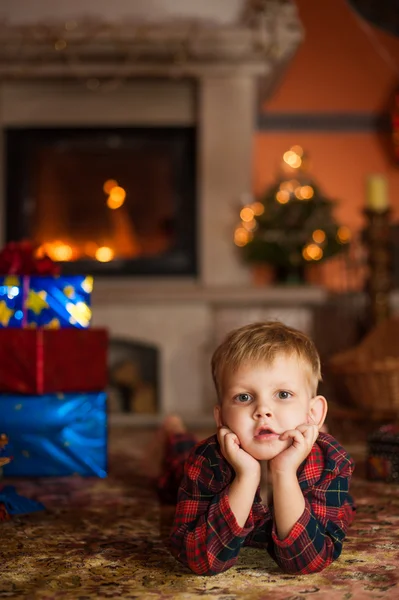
[170,431,355,575]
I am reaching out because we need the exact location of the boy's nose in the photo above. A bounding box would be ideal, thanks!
[254,405,272,418]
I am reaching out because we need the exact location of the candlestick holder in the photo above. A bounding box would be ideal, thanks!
[363,208,393,327]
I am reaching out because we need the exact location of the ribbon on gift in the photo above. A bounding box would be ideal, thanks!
[0,241,61,328]
[0,241,60,276]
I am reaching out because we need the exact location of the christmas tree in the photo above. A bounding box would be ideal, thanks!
[234,146,350,282]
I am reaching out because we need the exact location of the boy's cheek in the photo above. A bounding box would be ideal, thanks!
[223,420,241,441]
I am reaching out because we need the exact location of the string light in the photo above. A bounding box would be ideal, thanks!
[242,219,257,232]
[280,181,293,192]
[251,202,265,216]
[302,243,323,261]
[283,150,302,169]
[294,187,303,199]
[312,229,326,244]
[301,185,314,199]
[234,227,252,247]
[291,145,304,157]
[240,207,255,222]
[337,226,351,244]
[276,190,290,204]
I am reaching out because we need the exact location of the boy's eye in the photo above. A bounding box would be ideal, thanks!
[277,391,292,400]
[235,393,252,403]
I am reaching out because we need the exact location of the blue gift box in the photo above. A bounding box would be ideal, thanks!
[0,275,93,328]
[1,392,107,477]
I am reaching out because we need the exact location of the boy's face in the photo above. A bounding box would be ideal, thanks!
[214,353,326,461]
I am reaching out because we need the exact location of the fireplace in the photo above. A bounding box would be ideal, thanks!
[5,125,197,276]
[0,1,305,423]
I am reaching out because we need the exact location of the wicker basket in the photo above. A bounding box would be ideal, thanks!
[329,319,399,411]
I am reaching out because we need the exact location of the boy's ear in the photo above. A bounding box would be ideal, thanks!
[308,395,328,428]
[214,404,223,428]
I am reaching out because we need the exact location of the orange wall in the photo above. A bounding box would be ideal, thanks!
[265,0,399,112]
[254,132,399,230]
[254,0,399,232]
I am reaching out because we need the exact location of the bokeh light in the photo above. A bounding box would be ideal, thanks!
[95,246,115,262]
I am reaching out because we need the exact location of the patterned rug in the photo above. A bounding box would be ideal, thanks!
[1,427,399,600]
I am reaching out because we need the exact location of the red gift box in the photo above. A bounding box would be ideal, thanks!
[0,328,108,394]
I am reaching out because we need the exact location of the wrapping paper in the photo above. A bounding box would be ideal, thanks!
[0,328,108,394]
[0,274,93,329]
[0,433,12,467]
[1,392,107,477]
[0,486,45,518]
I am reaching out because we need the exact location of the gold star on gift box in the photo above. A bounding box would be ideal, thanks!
[63,285,75,299]
[81,276,93,293]
[0,300,14,326]
[25,290,49,315]
[46,318,61,329]
[4,276,19,287]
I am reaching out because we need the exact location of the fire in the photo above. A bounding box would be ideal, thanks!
[95,246,114,262]
[37,241,74,262]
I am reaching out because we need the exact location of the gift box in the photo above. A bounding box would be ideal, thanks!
[0,434,11,461]
[0,328,108,394]
[0,274,93,329]
[367,424,399,483]
[1,391,107,477]
[0,240,92,329]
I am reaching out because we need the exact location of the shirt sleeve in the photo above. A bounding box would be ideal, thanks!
[270,447,355,574]
[169,440,255,575]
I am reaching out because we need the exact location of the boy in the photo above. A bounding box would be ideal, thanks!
[156,321,355,575]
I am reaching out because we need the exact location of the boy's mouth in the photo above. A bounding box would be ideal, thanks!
[254,426,279,439]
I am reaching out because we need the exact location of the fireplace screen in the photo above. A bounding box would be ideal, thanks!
[5,127,197,276]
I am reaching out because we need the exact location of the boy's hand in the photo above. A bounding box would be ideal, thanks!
[217,426,261,482]
[270,423,319,478]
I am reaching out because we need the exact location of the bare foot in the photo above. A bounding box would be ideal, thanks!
[162,415,187,436]
[140,415,187,479]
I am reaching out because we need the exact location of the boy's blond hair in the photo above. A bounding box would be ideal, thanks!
[211,321,321,400]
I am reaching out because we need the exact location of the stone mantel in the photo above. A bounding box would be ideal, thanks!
[0,0,303,97]
[92,281,328,307]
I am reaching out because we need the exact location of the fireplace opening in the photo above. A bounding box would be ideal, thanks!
[108,337,159,415]
[5,126,197,276]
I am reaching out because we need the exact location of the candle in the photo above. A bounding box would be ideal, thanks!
[366,174,389,212]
